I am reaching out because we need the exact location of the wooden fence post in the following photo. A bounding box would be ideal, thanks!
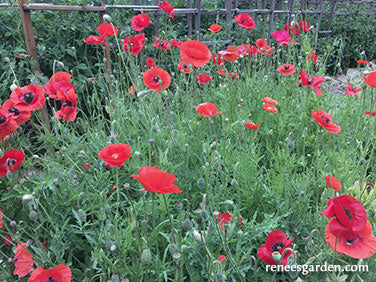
[194,0,201,40]
[99,0,112,74]
[187,0,193,36]
[153,0,160,36]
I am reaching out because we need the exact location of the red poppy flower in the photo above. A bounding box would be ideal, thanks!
[298,20,311,32]
[0,107,18,139]
[197,73,212,85]
[325,221,376,259]
[212,54,223,66]
[131,13,152,31]
[28,264,72,282]
[13,242,33,277]
[311,109,341,134]
[234,13,255,30]
[277,64,296,76]
[257,230,294,266]
[321,195,367,239]
[325,176,342,191]
[4,232,12,245]
[98,144,132,167]
[54,89,78,122]
[217,255,226,263]
[284,23,300,36]
[122,33,145,55]
[10,84,46,111]
[218,46,239,62]
[244,122,260,130]
[44,71,75,99]
[364,71,376,88]
[0,149,25,177]
[228,72,239,78]
[208,24,222,34]
[153,37,170,50]
[180,40,212,68]
[262,103,278,113]
[171,39,183,48]
[272,30,293,46]
[196,102,222,117]
[2,99,30,126]
[217,213,232,230]
[307,50,318,62]
[143,67,171,92]
[295,70,326,95]
[262,97,278,105]
[249,45,260,57]
[158,1,175,19]
[84,35,108,46]
[357,60,369,64]
[256,39,274,55]
[83,162,91,170]
[177,61,193,74]
[145,57,157,68]
[217,69,227,76]
[236,44,251,56]
[0,209,3,228]
[96,23,118,37]
[365,110,376,117]
[345,83,361,98]
[131,166,182,194]
[129,84,138,95]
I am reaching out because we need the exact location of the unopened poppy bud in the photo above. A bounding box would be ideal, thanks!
[197,178,205,189]
[298,56,303,61]
[56,61,64,68]
[272,251,282,264]
[175,201,182,211]
[213,210,219,217]
[224,199,234,206]
[22,194,34,204]
[184,143,189,149]
[149,137,155,145]
[192,230,202,243]
[230,178,238,187]
[110,244,118,252]
[169,243,179,256]
[29,210,38,221]
[200,210,209,220]
[141,219,147,227]
[224,118,229,123]
[202,150,207,156]
[172,252,181,263]
[141,248,152,264]
[10,83,18,91]
[182,218,193,231]
[111,274,120,282]
[269,129,273,136]
[302,234,309,241]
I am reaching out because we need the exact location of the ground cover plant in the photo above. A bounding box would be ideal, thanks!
[1,2,376,281]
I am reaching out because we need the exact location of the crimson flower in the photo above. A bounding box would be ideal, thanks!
[208,24,222,34]
[0,106,18,139]
[364,71,376,88]
[28,264,72,282]
[145,57,157,68]
[98,144,132,167]
[0,209,3,228]
[212,54,223,66]
[131,13,152,31]
[217,69,227,76]
[277,64,295,76]
[84,35,108,46]
[249,45,260,57]
[2,99,30,126]
[10,84,46,111]
[129,84,138,95]
[55,89,78,122]
[158,1,174,18]
[218,46,239,62]
[262,103,278,113]
[295,70,326,95]
[228,72,239,78]
[143,67,171,92]
[307,50,318,62]
[257,230,294,266]
[256,39,273,55]
[325,176,342,191]
[365,110,376,117]
[83,162,91,170]
[196,102,222,117]
[262,97,278,105]
[236,44,251,56]
[13,242,33,277]
[0,149,25,177]
[217,213,232,230]
[284,23,300,36]
[131,166,182,194]
[311,109,341,134]
[197,73,212,85]
[180,40,212,68]
[122,33,145,55]
[272,30,294,46]
[244,122,260,130]
[44,71,75,99]
[234,13,255,30]
[298,20,311,31]
[177,61,193,74]
[153,37,170,49]
[345,83,361,98]
[357,60,369,64]
[97,23,118,37]
[171,39,183,48]
[217,255,226,263]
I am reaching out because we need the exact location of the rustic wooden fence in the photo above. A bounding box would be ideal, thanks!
[1,0,376,73]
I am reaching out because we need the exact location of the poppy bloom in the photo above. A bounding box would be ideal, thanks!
[158,1,174,19]
[325,176,342,191]
[55,89,78,122]
[256,39,273,56]
[277,64,296,76]
[2,99,30,126]
[236,44,251,56]
[298,20,311,32]
[284,23,300,36]
[345,83,361,98]
[177,61,193,74]
[234,13,255,30]
[249,45,260,57]
[28,264,72,282]
[0,209,3,228]
[44,71,75,99]
[321,195,367,239]
[262,103,278,113]
[272,30,294,46]
[357,60,369,64]
[0,107,19,139]
[217,213,232,230]
[262,97,278,105]
[325,221,376,259]
[153,37,170,50]
[180,40,212,68]
[208,24,222,34]
[84,35,108,46]
[228,72,239,78]
[171,39,183,48]
[212,54,223,66]
[131,166,182,194]
[10,84,46,111]
[13,242,33,277]
[143,67,171,92]
[307,50,318,62]
[257,230,294,266]
[244,122,260,130]
[217,69,227,76]
[295,70,326,95]
[98,143,132,167]
[122,33,145,55]
[131,13,152,32]
[311,109,341,134]
[196,102,222,117]
[97,23,118,37]
[0,149,25,177]
[197,73,212,85]
[218,46,239,62]
[83,162,91,170]
[364,71,376,88]
[217,255,226,263]
[145,57,157,68]
[129,84,138,95]
[365,111,376,117]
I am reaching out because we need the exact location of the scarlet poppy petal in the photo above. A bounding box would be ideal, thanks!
[325,176,342,191]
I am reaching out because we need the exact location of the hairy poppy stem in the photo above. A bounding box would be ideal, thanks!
[162,194,174,234]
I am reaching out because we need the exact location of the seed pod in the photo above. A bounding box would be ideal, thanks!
[140,248,152,264]
[197,178,205,189]
[29,210,38,221]
[182,218,193,231]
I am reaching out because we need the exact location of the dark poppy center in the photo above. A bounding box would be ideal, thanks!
[21,91,35,104]
[241,19,248,24]
[8,107,20,116]
[284,65,290,70]
[0,115,7,124]
[152,75,160,83]
[47,277,57,282]
[320,115,330,124]
[307,79,312,85]
[63,101,75,108]
[272,241,285,252]
[6,158,17,166]
[342,206,352,220]
[159,42,165,47]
